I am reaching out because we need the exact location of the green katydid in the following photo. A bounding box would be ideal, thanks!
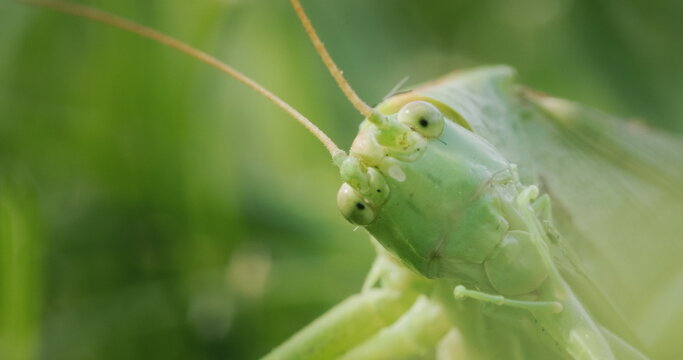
[12,0,683,359]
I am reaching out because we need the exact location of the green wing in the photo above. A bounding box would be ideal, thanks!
[412,66,683,359]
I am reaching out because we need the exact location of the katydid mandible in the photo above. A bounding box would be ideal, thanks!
[19,0,683,359]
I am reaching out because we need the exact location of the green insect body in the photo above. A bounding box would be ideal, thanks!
[265,66,682,360]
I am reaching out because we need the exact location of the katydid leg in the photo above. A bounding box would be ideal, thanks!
[516,186,616,360]
[338,296,453,360]
[261,287,418,360]
[263,245,429,360]
[453,285,562,313]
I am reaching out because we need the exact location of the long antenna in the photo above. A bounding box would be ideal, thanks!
[19,0,344,158]
[289,0,374,119]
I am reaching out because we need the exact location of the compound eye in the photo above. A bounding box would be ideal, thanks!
[337,183,376,225]
[397,101,445,138]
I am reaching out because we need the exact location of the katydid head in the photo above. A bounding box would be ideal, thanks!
[335,101,445,226]
[337,97,515,279]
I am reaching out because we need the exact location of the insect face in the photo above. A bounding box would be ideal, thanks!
[337,99,517,281]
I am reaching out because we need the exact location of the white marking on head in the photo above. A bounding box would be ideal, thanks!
[388,165,406,182]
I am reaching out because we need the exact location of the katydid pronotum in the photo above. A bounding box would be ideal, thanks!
[13,0,683,359]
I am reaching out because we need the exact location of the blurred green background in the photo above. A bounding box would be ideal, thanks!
[0,0,681,359]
